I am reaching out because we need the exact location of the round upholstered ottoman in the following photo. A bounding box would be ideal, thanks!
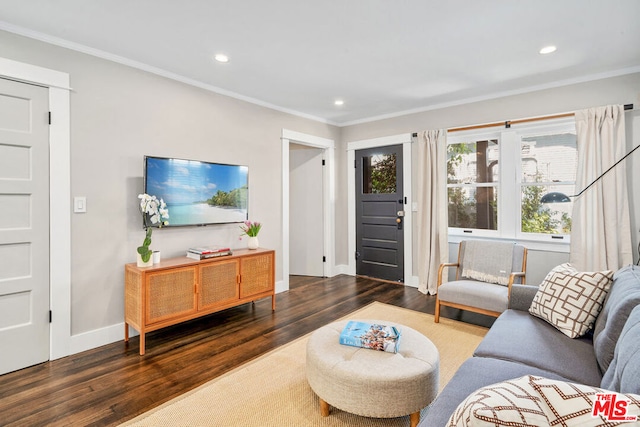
[306,319,439,427]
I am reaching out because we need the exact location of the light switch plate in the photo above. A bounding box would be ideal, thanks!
[74,196,87,213]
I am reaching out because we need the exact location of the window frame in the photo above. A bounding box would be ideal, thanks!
[447,117,575,252]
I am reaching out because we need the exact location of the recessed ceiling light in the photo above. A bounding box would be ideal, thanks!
[334,99,344,106]
[539,45,557,55]
[214,54,229,63]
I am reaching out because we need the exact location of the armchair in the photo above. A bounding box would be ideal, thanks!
[434,240,527,323]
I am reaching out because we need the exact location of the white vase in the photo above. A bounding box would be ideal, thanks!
[136,253,153,267]
[247,236,259,250]
[152,250,161,264]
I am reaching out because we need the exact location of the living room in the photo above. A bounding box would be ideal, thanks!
[1,1,639,425]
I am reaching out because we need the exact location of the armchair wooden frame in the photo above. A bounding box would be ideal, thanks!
[434,244,527,323]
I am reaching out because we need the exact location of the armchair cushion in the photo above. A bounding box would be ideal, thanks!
[438,280,509,314]
[529,263,613,338]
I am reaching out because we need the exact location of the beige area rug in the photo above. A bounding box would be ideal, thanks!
[121,302,488,427]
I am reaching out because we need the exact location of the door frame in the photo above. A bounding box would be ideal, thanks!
[281,129,335,291]
[0,57,72,360]
[347,134,417,287]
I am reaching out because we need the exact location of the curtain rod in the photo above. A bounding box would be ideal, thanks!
[411,104,634,137]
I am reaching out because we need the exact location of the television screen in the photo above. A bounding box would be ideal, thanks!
[144,156,248,227]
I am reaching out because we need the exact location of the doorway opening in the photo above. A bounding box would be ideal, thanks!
[281,130,335,292]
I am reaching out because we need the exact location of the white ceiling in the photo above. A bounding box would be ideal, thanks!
[1,0,639,126]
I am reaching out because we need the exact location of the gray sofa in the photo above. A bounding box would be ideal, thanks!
[420,264,640,427]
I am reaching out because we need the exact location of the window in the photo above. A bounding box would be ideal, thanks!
[447,119,576,243]
[447,139,499,230]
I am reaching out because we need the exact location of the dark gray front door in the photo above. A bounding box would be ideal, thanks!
[355,145,404,282]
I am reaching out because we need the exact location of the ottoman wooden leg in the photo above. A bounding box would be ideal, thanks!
[410,411,420,427]
[319,398,330,417]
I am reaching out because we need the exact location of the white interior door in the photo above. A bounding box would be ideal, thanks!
[0,78,50,375]
[289,144,324,276]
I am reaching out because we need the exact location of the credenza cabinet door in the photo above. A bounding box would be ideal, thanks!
[145,266,197,325]
[239,252,274,298]
[198,259,240,311]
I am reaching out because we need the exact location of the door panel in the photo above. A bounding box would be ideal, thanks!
[355,145,404,282]
[0,78,50,375]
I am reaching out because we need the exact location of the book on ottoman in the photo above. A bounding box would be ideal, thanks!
[339,321,401,353]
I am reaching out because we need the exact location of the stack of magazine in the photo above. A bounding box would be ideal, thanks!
[339,321,401,353]
[186,246,232,260]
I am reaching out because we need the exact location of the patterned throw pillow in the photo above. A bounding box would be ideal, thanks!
[529,263,613,338]
[447,375,640,427]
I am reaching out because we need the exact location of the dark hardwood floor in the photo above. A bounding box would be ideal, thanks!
[0,275,494,427]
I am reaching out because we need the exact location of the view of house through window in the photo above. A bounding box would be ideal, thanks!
[446,120,576,240]
[520,132,576,234]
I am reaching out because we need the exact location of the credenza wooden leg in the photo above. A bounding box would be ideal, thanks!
[139,333,145,356]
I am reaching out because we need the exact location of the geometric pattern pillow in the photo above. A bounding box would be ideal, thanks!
[446,375,640,427]
[529,263,613,338]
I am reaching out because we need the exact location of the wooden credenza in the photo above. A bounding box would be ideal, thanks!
[124,248,275,355]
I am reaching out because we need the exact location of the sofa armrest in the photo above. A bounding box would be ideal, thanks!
[509,284,539,311]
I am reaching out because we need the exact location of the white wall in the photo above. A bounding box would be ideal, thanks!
[0,29,340,340]
[340,73,640,281]
[289,144,324,276]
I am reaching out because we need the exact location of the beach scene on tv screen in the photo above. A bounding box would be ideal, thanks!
[145,157,248,226]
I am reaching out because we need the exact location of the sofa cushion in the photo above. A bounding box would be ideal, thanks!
[529,263,613,338]
[419,357,569,427]
[593,265,640,373]
[438,280,509,313]
[474,309,602,386]
[601,305,640,394]
[446,375,640,427]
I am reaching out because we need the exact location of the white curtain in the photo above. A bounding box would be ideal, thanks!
[570,105,633,271]
[417,130,448,294]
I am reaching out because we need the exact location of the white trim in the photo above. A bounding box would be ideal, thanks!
[0,56,72,360]
[281,129,336,291]
[338,65,640,127]
[0,21,335,126]
[346,133,414,283]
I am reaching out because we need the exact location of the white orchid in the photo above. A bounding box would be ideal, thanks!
[137,194,170,263]
[138,193,169,227]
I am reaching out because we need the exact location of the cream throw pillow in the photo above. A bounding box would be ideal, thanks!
[529,263,613,338]
[446,375,640,427]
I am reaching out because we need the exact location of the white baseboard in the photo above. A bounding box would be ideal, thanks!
[68,322,131,356]
[404,275,419,288]
[275,279,287,294]
[332,264,349,276]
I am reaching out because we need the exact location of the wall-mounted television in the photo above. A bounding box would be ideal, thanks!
[144,156,248,227]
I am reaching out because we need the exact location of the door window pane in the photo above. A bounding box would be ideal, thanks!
[363,153,396,194]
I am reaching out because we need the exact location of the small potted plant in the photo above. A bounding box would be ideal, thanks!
[240,220,262,250]
[137,193,169,266]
